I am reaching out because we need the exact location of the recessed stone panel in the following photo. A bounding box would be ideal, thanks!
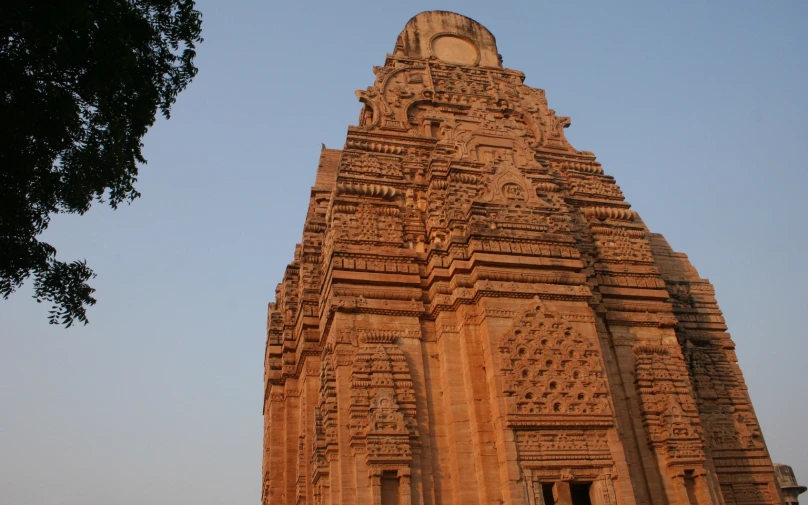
[431,34,479,65]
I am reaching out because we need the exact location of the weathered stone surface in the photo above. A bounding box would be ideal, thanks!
[262,11,783,505]
[775,464,806,505]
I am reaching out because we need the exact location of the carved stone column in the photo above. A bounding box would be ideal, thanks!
[398,468,412,505]
[370,469,382,505]
[670,471,691,505]
[523,469,546,505]
[591,475,618,505]
[693,469,724,505]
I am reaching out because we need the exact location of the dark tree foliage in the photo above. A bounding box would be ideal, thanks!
[0,0,202,326]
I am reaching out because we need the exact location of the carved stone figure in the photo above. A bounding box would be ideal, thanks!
[262,11,783,505]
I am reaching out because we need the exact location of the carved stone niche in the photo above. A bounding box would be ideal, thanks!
[367,393,408,436]
[430,33,480,66]
[477,159,547,209]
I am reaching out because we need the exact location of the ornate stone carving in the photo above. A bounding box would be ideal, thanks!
[634,344,707,464]
[583,206,635,222]
[335,182,398,199]
[499,303,613,423]
[345,140,406,154]
[349,344,418,467]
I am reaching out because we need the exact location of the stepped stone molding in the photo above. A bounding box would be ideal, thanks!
[335,182,398,199]
[345,140,406,154]
[583,206,636,221]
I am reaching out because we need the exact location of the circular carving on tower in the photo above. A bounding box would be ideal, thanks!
[430,34,480,65]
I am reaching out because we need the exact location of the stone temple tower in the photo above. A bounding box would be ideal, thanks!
[262,11,782,505]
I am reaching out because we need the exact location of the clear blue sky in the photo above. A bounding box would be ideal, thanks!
[2,1,806,504]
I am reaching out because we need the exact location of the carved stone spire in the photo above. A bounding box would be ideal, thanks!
[263,11,783,505]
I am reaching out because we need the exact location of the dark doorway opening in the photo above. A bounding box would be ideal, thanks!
[571,482,593,505]
[542,483,556,505]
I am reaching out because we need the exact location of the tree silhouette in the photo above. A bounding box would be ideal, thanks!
[0,0,203,326]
